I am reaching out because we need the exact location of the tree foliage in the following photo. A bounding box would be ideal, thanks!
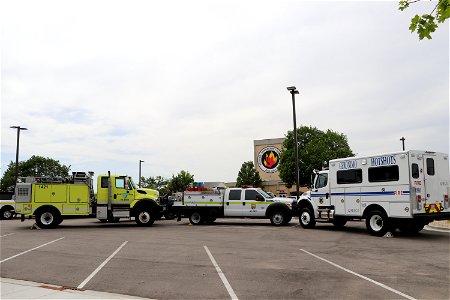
[140,175,169,195]
[0,155,71,192]
[167,170,194,193]
[278,126,354,188]
[399,0,450,40]
[236,161,262,187]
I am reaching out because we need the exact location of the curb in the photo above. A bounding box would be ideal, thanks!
[1,277,154,299]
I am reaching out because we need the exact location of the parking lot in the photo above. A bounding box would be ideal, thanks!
[1,217,449,300]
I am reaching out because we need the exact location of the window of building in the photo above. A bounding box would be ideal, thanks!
[228,190,241,200]
[368,165,399,182]
[426,158,435,176]
[337,169,362,184]
[411,163,419,179]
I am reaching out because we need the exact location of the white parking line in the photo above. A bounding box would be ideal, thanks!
[300,249,416,300]
[0,237,65,264]
[77,241,128,289]
[0,233,15,238]
[204,245,238,300]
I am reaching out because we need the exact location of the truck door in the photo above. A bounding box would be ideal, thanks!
[311,172,330,207]
[422,155,445,213]
[112,176,134,205]
[243,189,266,217]
[224,189,243,217]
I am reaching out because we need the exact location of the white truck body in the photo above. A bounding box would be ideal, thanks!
[298,150,449,236]
[0,199,16,220]
[173,187,296,226]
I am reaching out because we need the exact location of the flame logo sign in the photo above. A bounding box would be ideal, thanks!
[264,151,278,168]
[257,146,281,173]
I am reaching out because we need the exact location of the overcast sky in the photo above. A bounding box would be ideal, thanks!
[1,0,448,183]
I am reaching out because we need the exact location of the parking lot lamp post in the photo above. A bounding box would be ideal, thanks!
[400,137,405,151]
[139,160,144,188]
[287,87,300,199]
[10,126,28,186]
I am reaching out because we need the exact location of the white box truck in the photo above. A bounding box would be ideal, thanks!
[297,150,449,236]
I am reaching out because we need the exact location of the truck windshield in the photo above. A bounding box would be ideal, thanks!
[258,189,273,199]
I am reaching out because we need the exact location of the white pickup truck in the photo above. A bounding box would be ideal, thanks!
[172,186,296,226]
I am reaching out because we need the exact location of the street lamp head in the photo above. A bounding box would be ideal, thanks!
[140,160,144,163]
[286,86,299,94]
[10,126,28,130]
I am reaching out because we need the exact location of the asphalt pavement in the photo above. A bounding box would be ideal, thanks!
[1,218,449,299]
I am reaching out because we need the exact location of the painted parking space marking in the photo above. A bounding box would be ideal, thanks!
[77,241,128,289]
[0,233,15,238]
[204,245,238,300]
[300,249,416,300]
[0,237,65,264]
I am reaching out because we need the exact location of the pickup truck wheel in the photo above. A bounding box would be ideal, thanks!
[189,212,203,225]
[270,211,286,226]
[366,210,390,237]
[299,208,316,229]
[35,208,61,229]
[1,207,14,220]
[135,208,155,226]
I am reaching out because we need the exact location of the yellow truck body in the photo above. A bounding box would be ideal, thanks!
[15,172,161,229]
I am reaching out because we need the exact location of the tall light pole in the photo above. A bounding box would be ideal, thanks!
[10,126,28,186]
[287,86,300,199]
[400,137,405,151]
[139,160,144,188]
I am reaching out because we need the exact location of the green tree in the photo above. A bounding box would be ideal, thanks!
[140,175,169,195]
[0,155,71,192]
[167,170,194,193]
[399,0,450,40]
[236,161,262,187]
[278,126,354,188]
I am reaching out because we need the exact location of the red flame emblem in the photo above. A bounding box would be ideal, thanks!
[264,151,278,168]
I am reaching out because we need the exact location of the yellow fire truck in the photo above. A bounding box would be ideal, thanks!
[14,172,163,229]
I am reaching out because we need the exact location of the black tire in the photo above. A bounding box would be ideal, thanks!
[398,222,425,234]
[164,212,176,220]
[205,215,216,225]
[366,210,391,237]
[1,207,14,220]
[299,208,316,229]
[270,210,286,226]
[99,219,108,223]
[189,212,203,225]
[35,208,61,229]
[332,217,347,228]
[135,207,155,226]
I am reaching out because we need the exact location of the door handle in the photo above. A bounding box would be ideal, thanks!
[243,202,245,206]
[226,202,229,205]
[114,194,117,199]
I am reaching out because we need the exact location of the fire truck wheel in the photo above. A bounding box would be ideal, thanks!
[270,211,286,226]
[35,208,61,229]
[135,208,155,226]
[398,222,425,234]
[0,207,14,220]
[366,210,390,237]
[164,212,176,220]
[189,212,203,225]
[299,208,316,229]
[332,217,347,228]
